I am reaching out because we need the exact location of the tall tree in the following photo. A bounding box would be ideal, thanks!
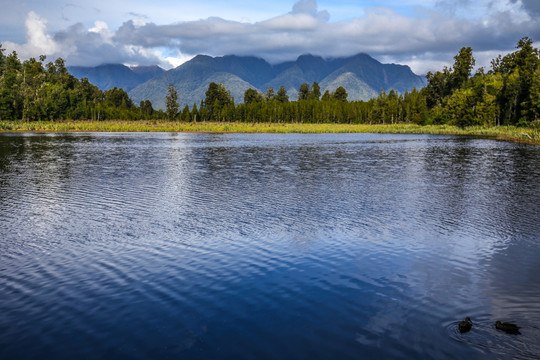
[333,86,348,101]
[491,37,540,124]
[105,87,133,108]
[276,86,289,103]
[0,44,6,76]
[191,103,199,122]
[321,89,331,101]
[140,100,154,117]
[244,88,263,105]
[513,37,540,123]
[180,104,191,121]
[423,66,453,109]
[165,84,179,120]
[298,83,309,100]
[451,47,475,91]
[202,82,233,119]
[309,82,321,100]
[265,87,275,101]
[0,51,22,120]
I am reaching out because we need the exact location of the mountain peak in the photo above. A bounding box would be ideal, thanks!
[86,53,425,110]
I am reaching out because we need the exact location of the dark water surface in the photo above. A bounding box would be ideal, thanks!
[1,132,539,359]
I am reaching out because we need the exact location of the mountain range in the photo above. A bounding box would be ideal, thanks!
[68,64,165,92]
[70,54,426,110]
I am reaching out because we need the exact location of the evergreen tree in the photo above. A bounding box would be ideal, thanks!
[333,86,348,101]
[191,103,199,122]
[265,87,275,101]
[0,44,6,76]
[298,83,309,100]
[309,82,321,100]
[321,90,331,101]
[513,37,540,124]
[244,88,263,104]
[276,86,289,103]
[423,67,453,108]
[181,104,191,121]
[202,82,232,119]
[0,51,22,120]
[140,100,154,118]
[451,47,475,91]
[165,84,179,120]
[105,87,133,108]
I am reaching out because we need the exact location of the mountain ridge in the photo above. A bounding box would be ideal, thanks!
[68,64,165,92]
[73,53,426,110]
[130,53,426,109]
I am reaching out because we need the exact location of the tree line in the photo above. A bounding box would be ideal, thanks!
[0,47,165,121]
[2,37,539,127]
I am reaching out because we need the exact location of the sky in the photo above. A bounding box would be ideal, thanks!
[1,0,539,74]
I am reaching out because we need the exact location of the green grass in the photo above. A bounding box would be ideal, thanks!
[1,120,539,145]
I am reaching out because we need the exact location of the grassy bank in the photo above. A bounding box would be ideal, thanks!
[1,120,539,145]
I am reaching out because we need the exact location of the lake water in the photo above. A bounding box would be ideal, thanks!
[1,132,540,359]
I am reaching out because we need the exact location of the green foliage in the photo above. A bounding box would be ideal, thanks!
[0,45,5,76]
[333,86,348,102]
[423,67,452,108]
[105,87,133,108]
[422,37,539,127]
[244,88,264,105]
[165,84,179,120]
[276,86,289,103]
[298,83,310,100]
[140,100,154,118]
[0,48,165,121]
[180,105,191,121]
[202,82,233,120]
[321,90,331,101]
[308,82,321,100]
[265,87,275,101]
[451,47,475,90]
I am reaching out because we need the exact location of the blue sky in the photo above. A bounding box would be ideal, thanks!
[1,0,539,74]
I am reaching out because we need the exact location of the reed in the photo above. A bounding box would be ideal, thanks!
[1,120,539,145]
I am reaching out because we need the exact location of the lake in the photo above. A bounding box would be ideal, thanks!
[1,132,539,359]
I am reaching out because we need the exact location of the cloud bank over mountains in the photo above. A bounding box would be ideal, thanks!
[2,0,539,74]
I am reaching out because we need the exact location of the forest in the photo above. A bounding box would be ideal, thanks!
[1,37,539,127]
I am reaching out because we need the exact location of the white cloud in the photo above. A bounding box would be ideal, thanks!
[2,0,539,73]
[88,20,114,43]
[3,11,165,67]
[3,11,59,59]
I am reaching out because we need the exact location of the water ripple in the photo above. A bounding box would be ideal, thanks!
[1,133,540,359]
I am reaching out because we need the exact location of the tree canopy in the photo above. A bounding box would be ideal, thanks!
[0,44,165,121]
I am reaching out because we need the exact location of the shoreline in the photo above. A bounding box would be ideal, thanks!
[1,120,539,145]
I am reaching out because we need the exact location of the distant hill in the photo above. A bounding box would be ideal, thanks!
[68,64,165,92]
[129,53,426,110]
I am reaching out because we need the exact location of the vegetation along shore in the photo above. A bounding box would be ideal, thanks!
[1,121,539,145]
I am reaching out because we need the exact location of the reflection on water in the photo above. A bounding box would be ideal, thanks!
[1,133,540,359]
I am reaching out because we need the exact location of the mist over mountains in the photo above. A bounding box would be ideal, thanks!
[68,64,165,92]
[70,53,426,110]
